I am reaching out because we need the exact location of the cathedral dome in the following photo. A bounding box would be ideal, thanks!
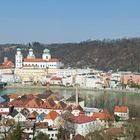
[29,48,33,52]
[17,48,21,51]
[43,49,50,54]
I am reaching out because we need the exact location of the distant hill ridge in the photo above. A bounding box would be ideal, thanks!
[0,38,140,71]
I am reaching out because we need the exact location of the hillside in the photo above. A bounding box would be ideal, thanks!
[0,38,140,71]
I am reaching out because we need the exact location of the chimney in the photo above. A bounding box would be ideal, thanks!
[4,57,8,63]
[75,84,79,106]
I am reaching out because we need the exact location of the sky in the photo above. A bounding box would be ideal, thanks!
[0,0,140,44]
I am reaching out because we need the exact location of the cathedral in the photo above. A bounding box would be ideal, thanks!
[15,48,63,69]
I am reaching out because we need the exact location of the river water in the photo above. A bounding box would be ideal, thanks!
[0,87,140,116]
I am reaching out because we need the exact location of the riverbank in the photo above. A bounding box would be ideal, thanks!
[6,84,140,94]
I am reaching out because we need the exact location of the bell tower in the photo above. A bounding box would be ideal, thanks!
[15,48,23,68]
[42,49,51,61]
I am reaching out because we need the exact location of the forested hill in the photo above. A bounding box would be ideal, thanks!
[0,38,140,71]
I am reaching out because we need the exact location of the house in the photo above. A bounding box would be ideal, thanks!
[25,98,44,109]
[114,106,129,120]
[44,110,59,126]
[41,99,56,110]
[0,57,15,75]
[37,112,46,122]
[74,112,95,136]
[20,108,30,119]
[54,101,67,110]
[28,111,38,120]
[50,76,62,85]
[71,105,84,116]
[91,111,114,130]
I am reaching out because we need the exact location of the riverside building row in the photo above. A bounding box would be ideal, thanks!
[0,48,140,89]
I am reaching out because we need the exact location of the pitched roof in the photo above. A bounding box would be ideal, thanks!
[41,99,56,109]
[74,112,94,124]
[25,98,44,108]
[9,98,27,107]
[61,110,75,122]
[114,106,128,113]
[54,101,67,109]
[20,94,35,100]
[20,108,30,118]
[92,112,114,121]
[48,58,60,62]
[10,109,19,118]
[45,110,59,120]
[24,58,46,62]
[47,94,59,101]
[72,134,86,140]
[0,60,15,69]
[29,111,38,119]
[37,112,46,121]
[1,95,10,103]
[0,96,6,103]
[8,94,19,99]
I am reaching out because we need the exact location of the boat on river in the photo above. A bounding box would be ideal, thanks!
[0,82,7,89]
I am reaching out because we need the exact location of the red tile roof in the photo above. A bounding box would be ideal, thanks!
[9,98,25,107]
[74,112,94,124]
[114,106,128,113]
[24,58,60,63]
[25,98,44,108]
[29,111,38,119]
[0,60,15,69]
[54,101,67,109]
[51,77,62,81]
[48,58,60,62]
[24,58,46,62]
[45,110,59,120]
[92,112,114,120]
[41,99,56,109]
[8,94,19,99]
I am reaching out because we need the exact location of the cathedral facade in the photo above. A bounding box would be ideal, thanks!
[15,48,63,69]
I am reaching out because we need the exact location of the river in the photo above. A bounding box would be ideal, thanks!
[0,86,140,116]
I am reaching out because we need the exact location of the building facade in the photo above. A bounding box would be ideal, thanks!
[15,48,63,69]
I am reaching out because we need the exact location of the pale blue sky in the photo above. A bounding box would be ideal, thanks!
[0,0,140,43]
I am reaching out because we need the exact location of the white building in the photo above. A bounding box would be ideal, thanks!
[15,48,63,69]
[114,106,129,120]
[15,48,23,68]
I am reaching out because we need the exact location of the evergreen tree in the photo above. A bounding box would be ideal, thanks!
[7,123,23,140]
[33,132,50,140]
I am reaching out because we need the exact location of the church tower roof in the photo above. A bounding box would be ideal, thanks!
[43,49,50,54]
